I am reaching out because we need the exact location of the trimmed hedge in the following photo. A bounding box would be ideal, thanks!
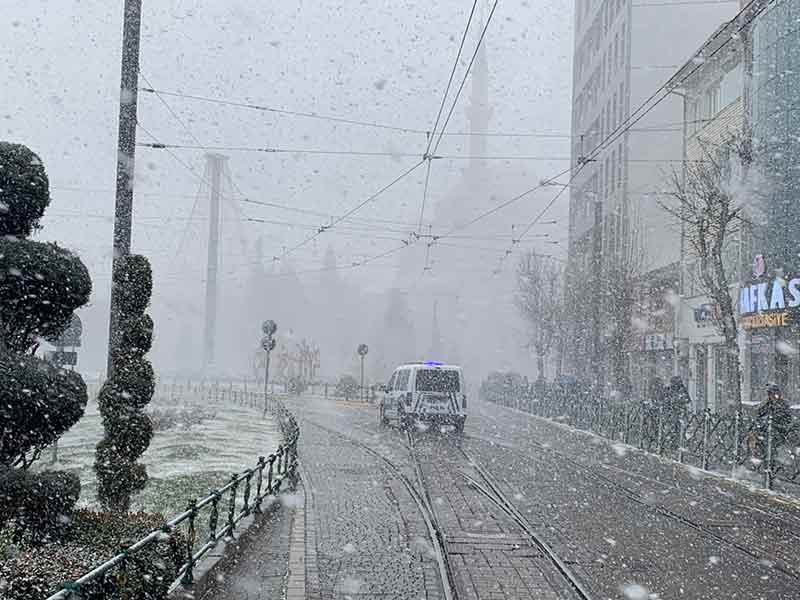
[0,238,91,353]
[0,142,49,237]
[0,510,184,600]
[0,141,91,543]
[0,468,80,544]
[98,358,156,411]
[113,254,153,317]
[96,254,156,512]
[0,353,88,467]
[334,375,359,398]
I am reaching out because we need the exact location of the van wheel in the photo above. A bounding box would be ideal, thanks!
[398,408,409,431]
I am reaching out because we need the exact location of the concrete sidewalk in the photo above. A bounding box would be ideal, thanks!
[197,487,309,600]
[472,400,800,599]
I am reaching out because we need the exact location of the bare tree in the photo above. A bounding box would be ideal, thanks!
[661,134,752,412]
[603,213,647,401]
[516,252,563,380]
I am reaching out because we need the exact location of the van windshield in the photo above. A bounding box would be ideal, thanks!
[416,369,460,393]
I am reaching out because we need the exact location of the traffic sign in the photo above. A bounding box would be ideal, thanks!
[261,336,276,352]
[262,320,277,336]
[52,314,82,348]
[357,343,369,356]
[45,350,78,367]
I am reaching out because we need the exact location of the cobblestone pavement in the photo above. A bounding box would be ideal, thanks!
[296,410,443,600]
[412,436,566,600]
[289,397,579,600]
[200,501,292,600]
[285,395,800,599]
[467,400,800,600]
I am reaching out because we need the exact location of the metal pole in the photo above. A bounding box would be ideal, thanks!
[203,154,227,370]
[765,414,774,490]
[106,0,143,377]
[263,349,271,413]
[360,356,365,403]
[591,199,604,388]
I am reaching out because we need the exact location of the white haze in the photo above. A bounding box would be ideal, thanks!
[3,0,575,384]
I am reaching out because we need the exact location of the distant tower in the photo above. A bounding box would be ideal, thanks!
[466,5,492,177]
[430,300,443,359]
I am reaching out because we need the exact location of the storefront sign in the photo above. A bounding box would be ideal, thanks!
[693,303,720,327]
[741,311,791,329]
[643,333,673,351]
[739,277,800,313]
[738,274,800,329]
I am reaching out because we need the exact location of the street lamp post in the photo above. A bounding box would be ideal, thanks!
[261,320,277,412]
[357,344,369,402]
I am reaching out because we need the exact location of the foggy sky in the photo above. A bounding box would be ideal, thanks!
[2,0,575,377]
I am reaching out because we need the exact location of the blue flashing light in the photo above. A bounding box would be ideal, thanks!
[424,360,444,366]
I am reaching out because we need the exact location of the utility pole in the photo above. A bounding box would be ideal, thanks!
[107,0,143,377]
[591,198,604,389]
[203,153,227,370]
[357,344,369,402]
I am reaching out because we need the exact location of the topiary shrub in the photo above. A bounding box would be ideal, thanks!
[95,255,156,512]
[287,375,306,396]
[334,375,359,399]
[0,142,90,540]
[0,239,91,352]
[0,141,49,238]
[0,356,87,467]
[0,467,81,543]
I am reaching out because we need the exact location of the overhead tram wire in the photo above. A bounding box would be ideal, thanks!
[137,142,699,163]
[510,0,776,246]
[581,0,772,164]
[141,72,423,266]
[136,87,716,139]
[139,70,244,270]
[275,160,425,261]
[425,0,776,275]
[138,87,427,135]
[431,0,500,155]
[424,0,479,158]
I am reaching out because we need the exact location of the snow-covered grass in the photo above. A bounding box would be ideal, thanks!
[39,389,282,518]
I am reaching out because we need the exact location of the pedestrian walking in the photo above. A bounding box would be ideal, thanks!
[644,376,665,449]
[748,383,794,459]
[664,376,691,450]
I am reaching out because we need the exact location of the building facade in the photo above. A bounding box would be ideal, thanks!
[670,15,747,411]
[670,0,800,411]
[566,0,738,392]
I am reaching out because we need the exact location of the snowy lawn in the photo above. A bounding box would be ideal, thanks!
[37,390,282,519]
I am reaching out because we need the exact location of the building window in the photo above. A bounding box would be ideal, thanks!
[704,85,721,118]
[612,92,618,129]
[611,148,617,191]
[720,63,743,107]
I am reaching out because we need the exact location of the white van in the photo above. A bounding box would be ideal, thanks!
[378,362,467,433]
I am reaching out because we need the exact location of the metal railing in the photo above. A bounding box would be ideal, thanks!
[45,395,299,600]
[487,388,800,492]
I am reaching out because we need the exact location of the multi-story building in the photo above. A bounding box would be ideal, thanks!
[669,15,747,411]
[670,0,800,411]
[565,0,738,394]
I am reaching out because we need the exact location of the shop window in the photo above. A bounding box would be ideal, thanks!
[610,148,617,191]
[704,85,720,119]
[750,336,773,405]
[720,63,743,108]
[714,347,737,411]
